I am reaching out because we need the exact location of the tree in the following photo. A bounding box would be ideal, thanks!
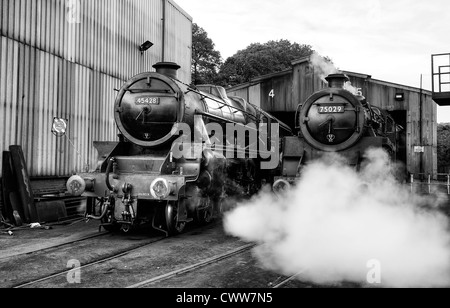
[438,123,450,173]
[191,23,222,85]
[217,39,314,87]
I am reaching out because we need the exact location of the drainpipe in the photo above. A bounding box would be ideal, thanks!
[420,74,424,180]
[162,0,166,62]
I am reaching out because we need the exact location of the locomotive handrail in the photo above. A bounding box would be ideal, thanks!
[184,83,292,134]
[195,109,290,137]
[295,104,303,129]
[124,89,173,94]
[195,110,244,126]
[204,144,275,158]
[188,87,259,121]
[187,84,286,124]
[105,158,116,192]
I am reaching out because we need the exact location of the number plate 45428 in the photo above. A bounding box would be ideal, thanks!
[136,97,160,105]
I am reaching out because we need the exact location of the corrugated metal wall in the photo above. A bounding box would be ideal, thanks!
[0,0,192,177]
[165,0,192,66]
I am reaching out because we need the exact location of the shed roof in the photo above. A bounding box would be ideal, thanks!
[228,56,432,96]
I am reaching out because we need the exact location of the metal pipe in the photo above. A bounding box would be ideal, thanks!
[447,175,450,195]
[428,174,432,194]
[195,110,242,125]
[162,0,166,62]
[419,75,424,181]
[432,55,435,93]
[152,207,169,237]
[105,158,116,192]
[86,203,110,221]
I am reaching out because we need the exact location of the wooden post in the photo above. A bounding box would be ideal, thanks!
[428,174,431,194]
[410,174,414,194]
[2,151,24,226]
[1,152,14,223]
[447,175,450,195]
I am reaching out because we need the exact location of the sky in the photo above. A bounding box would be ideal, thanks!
[177,0,450,123]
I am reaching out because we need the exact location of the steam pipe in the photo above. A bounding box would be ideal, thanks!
[86,202,109,221]
[105,158,116,192]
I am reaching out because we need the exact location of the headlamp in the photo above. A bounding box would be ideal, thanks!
[67,175,87,196]
[273,179,291,196]
[150,178,174,199]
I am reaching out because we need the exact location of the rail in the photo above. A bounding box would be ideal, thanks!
[432,53,450,94]
[431,53,450,106]
[409,173,450,195]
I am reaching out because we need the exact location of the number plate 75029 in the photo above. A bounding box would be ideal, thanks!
[318,105,345,114]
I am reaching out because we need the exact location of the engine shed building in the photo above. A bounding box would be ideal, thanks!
[226,56,438,178]
[0,0,192,179]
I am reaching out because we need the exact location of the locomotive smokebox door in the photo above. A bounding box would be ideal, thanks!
[298,74,367,152]
[114,64,184,149]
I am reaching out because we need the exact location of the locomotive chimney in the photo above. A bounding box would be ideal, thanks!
[325,73,350,89]
[153,62,181,79]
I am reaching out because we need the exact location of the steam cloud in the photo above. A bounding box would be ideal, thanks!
[224,149,450,287]
[310,52,361,96]
[310,52,339,82]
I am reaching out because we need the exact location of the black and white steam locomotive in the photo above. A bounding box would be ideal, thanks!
[66,62,292,235]
[274,73,400,192]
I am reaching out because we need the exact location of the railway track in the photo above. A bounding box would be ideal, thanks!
[127,243,257,288]
[13,234,168,288]
[7,219,309,289]
[0,221,109,260]
[12,222,223,288]
[270,272,307,289]
[127,243,307,289]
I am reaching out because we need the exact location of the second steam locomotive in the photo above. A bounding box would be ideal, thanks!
[274,73,401,192]
[66,62,292,235]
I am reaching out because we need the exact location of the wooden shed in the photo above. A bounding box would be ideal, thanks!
[227,57,438,178]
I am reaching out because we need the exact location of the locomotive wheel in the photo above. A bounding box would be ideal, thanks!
[165,202,186,236]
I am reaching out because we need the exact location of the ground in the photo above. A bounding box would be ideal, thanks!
[0,219,316,289]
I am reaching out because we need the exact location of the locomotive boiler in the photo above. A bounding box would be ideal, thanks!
[66,62,292,235]
[274,73,400,191]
